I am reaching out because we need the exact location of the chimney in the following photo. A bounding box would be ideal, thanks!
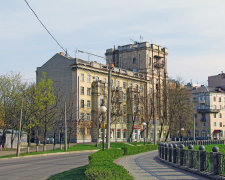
[59,52,65,56]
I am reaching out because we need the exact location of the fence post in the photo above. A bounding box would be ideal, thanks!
[165,143,168,161]
[161,143,165,160]
[188,144,194,168]
[159,143,162,158]
[173,144,177,164]
[199,145,206,171]
[169,144,173,162]
[180,144,185,166]
[210,146,222,175]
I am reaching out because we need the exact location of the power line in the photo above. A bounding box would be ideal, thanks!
[24,0,67,53]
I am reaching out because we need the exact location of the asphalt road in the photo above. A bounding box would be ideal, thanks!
[0,151,95,180]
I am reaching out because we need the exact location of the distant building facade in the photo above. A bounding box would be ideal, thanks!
[36,42,168,142]
[208,72,225,88]
[192,85,225,139]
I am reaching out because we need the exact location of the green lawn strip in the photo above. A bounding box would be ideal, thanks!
[184,144,225,154]
[0,144,99,159]
[129,142,152,146]
[48,165,88,180]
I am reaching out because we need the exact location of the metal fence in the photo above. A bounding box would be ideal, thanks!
[158,140,225,178]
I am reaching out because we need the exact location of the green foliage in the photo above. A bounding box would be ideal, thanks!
[190,144,225,154]
[85,143,158,180]
[85,149,133,180]
[129,142,152,146]
[48,165,88,180]
[122,144,158,155]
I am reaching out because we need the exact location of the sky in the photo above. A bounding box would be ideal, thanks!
[1,0,225,84]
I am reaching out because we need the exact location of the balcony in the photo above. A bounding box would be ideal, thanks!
[197,108,220,113]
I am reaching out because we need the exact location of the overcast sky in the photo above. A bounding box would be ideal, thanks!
[1,0,225,84]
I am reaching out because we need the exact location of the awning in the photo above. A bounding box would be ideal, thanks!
[213,129,222,134]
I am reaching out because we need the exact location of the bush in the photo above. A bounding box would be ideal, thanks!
[122,144,158,155]
[85,148,133,180]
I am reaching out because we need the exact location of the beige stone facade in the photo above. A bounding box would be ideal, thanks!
[192,86,225,139]
[36,42,169,142]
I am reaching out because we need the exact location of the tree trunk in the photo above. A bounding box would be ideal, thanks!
[53,131,56,151]
[11,129,14,149]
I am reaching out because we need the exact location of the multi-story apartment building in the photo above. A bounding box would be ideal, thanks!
[192,85,225,139]
[36,42,168,142]
[208,72,225,88]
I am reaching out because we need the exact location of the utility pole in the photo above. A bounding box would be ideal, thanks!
[106,50,113,149]
[64,102,67,151]
[193,113,195,141]
[153,97,157,145]
[16,98,24,157]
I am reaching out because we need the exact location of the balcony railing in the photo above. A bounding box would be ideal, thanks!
[197,108,220,113]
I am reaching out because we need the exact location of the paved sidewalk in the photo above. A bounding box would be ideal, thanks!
[115,150,209,180]
[0,143,76,157]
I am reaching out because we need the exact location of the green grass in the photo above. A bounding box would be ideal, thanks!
[185,144,225,154]
[0,144,99,159]
[48,165,88,180]
[129,142,152,146]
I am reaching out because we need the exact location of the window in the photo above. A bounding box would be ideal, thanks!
[129,83,132,88]
[214,122,217,127]
[140,85,143,91]
[149,57,151,66]
[103,78,107,83]
[80,86,84,95]
[214,113,216,118]
[87,100,91,108]
[213,96,216,102]
[220,105,222,110]
[80,113,84,120]
[80,74,84,82]
[87,74,91,83]
[220,122,222,127]
[117,129,121,138]
[116,81,120,87]
[81,100,84,108]
[214,105,217,109]
[123,82,127,89]
[123,130,126,138]
[87,88,91,96]
[87,114,91,121]
[133,68,137,72]
[95,76,99,81]
[123,93,126,101]
[219,97,221,102]
[133,57,137,64]
[220,113,222,118]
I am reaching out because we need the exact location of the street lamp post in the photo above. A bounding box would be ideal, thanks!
[100,103,107,151]
[181,128,184,141]
[142,122,146,145]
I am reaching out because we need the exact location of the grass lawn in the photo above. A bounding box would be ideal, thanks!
[192,144,225,154]
[48,165,88,180]
[0,144,99,159]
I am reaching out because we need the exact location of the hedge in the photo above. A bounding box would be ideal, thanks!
[85,144,158,180]
[85,148,133,180]
[122,144,158,155]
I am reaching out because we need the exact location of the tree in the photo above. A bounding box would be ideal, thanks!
[34,72,55,151]
[0,73,25,148]
[166,80,193,141]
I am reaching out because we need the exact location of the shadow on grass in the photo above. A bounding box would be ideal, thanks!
[48,165,87,180]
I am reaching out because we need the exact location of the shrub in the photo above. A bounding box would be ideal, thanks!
[85,149,133,180]
[122,144,158,155]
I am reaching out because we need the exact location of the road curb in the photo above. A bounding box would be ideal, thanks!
[0,150,99,161]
